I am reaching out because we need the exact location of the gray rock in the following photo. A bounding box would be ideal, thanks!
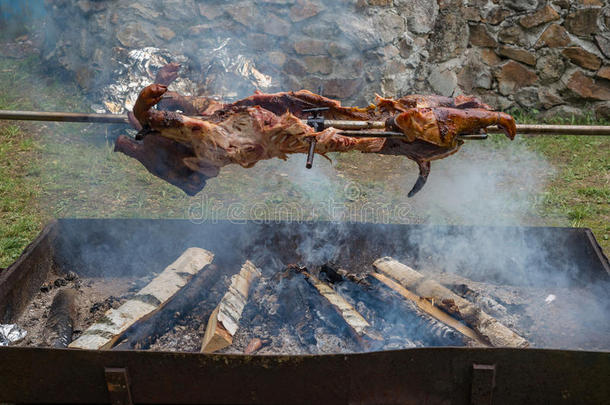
[373,11,406,44]
[515,87,540,108]
[478,91,514,110]
[262,13,291,37]
[303,56,333,75]
[327,41,352,58]
[457,57,493,91]
[301,15,339,38]
[227,1,258,26]
[116,22,156,48]
[397,33,414,58]
[381,69,415,97]
[428,66,457,96]
[395,0,439,34]
[293,38,328,55]
[337,14,383,51]
[129,3,160,20]
[266,51,287,67]
[322,77,364,99]
[540,105,586,121]
[536,50,565,84]
[282,58,307,77]
[428,12,469,62]
[538,86,565,109]
[504,0,540,12]
[594,101,610,120]
[565,7,601,37]
[498,25,529,47]
[595,34,610,59]
[161,0,197,21]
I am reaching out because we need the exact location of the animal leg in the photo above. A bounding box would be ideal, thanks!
[408,159,431,197]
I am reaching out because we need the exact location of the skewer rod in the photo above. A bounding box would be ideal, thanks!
[1,110,610,136]
[0,110,128,124]
[487,124,610,135]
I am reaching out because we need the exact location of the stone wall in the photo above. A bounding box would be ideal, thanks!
[43,0,610,117]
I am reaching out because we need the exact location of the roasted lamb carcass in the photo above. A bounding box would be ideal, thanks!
[116,83,516,197]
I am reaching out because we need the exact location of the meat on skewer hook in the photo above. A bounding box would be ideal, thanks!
[303,107,329,169]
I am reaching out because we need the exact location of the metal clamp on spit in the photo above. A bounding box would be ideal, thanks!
[335,116,489,141]
[303,107,329,169]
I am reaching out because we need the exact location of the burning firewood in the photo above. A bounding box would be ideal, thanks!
[373,257,529,348]
[369,273,487,347]
[111,263,223,350]
[292,266,383,346]
[69,248,214,350]
[320,262,472,346]
[201,260,262,353]
[43,289,78,348]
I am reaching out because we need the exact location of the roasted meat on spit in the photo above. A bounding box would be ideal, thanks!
[116,66,516,197]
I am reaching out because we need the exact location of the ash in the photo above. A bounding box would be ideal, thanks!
[11,259,610,353]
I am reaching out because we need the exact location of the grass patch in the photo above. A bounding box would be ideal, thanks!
[0,121,44,266]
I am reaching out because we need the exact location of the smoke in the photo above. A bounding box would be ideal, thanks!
[2,2,608,352]
[410,139,553,225]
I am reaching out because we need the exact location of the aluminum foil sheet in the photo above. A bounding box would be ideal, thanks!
[199,38,275,100]
[0,324,27,346]
[94,41,276,114]
[93,47,197,114]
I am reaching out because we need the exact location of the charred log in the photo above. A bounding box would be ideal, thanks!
[369,272,487,347]
[287,265,383,347]
[320,263,468,347]
[43,289,78,348]
[112,263,222,350]
[69,248,214,350]
[373,257,529,348]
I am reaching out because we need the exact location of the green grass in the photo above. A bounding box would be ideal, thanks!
[0,121,43,266]
[0,52,608,267]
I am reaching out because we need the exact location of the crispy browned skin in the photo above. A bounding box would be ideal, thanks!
[123,81,515,197]
[376,94,492,112]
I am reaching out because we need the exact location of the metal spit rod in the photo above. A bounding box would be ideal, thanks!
[1,110,610,136]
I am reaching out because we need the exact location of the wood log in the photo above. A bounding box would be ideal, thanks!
[111,263,223,350]
[43,289,78,348]
[300,269,383,345]
[369,273,487,346]
[69,248,214,350]
[373,257,529,348]
[201,260,261,353]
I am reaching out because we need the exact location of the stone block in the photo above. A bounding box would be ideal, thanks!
[565,7,601,37]
[469,24,498,47]
[567,70,610,100]
[562,47,602,71]
[519,4,560,29]
[496,60,538,95]
[535,24,571,48]
[497,46,536,66]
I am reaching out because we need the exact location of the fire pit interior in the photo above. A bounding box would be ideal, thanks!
[3,219,608,355]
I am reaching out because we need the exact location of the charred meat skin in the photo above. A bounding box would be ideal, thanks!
[119,83,516,197]
[114,133,213,196]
